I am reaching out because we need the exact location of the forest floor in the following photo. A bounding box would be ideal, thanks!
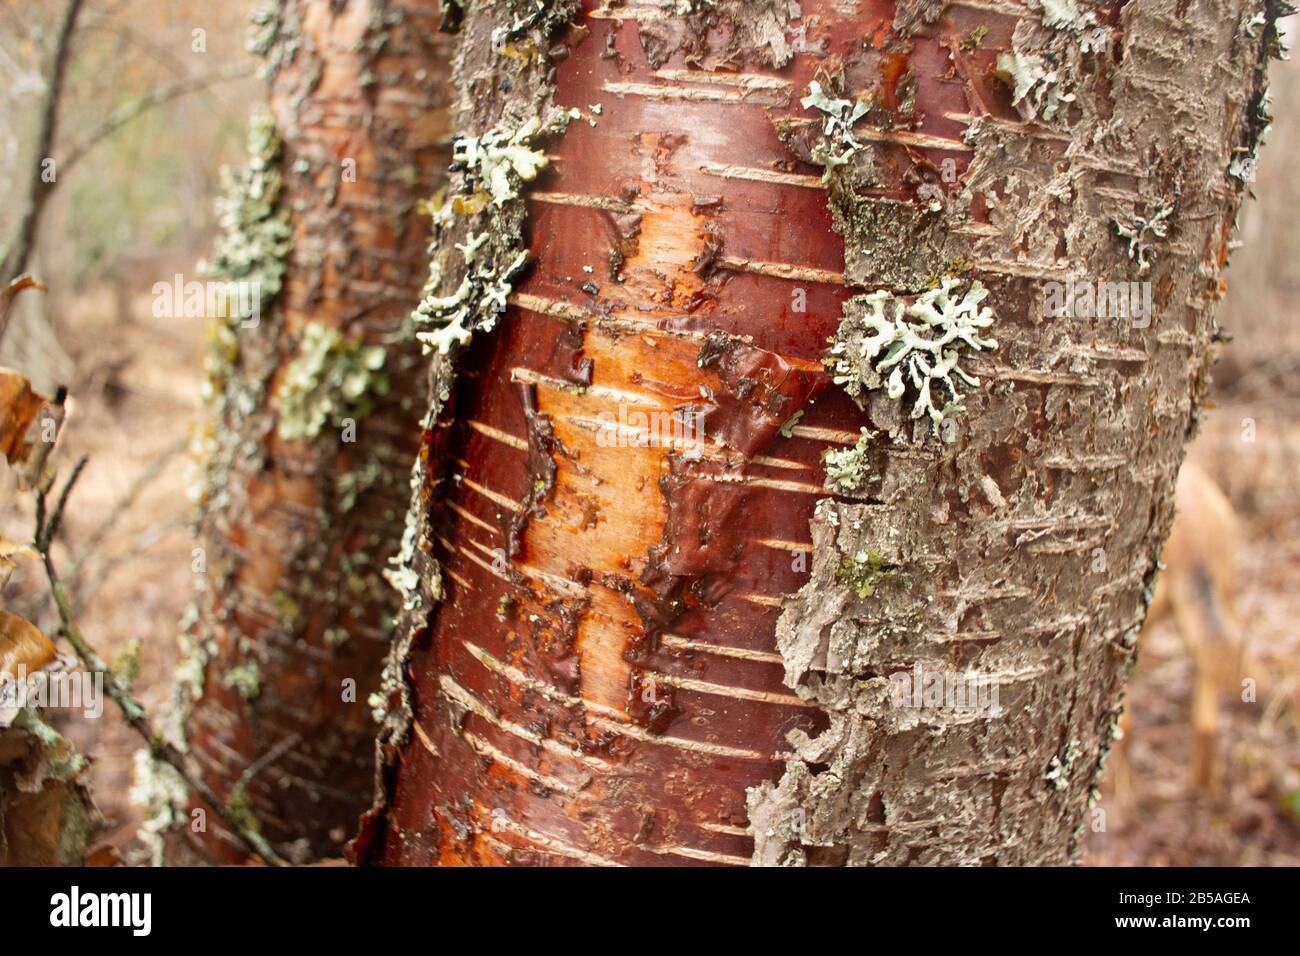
[1085,397,1300,866]
[3,278,1298,866]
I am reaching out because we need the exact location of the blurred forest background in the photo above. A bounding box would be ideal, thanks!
[1,0,1297,865]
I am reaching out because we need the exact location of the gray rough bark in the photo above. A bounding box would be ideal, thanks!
[751,0,1286,865]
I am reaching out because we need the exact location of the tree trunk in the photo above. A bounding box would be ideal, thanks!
[176,0,453,863]
[0,0,84,299]
[357,0,1283,866]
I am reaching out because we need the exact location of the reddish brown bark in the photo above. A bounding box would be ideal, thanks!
[185,0,452,862]
[362,0,1277,866]
[370,0,937,866]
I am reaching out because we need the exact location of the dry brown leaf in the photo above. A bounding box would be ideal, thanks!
[0,535,37,595]
[0,533,37,593]
[0,280,51,473]
[0,366,48,465]
[0,610,59,728]
[0,275,47,338]
[0,709,99,865]
[0,609,57,679]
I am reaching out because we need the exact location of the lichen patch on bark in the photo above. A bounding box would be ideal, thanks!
[750,0,1286,865]
[164,0,457,864]
[354,0,585,860]
[360,0,1288,868]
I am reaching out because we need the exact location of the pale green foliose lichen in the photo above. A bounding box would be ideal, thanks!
[276,321,388,442]
[247,0,301,80]
[993,2,1107,125]
[196,107,293,497]
[151,601,212,766]
[458,116,552,207]
[1039,0,1097,30]
[130,748,189,867]
[271,588,303,628]
[413,111,580,355]
[201,107,292,309]
[835,549,890,599]
[995,50,1074,124]
[1112,203,1172,276]
[411,117,560,355]
[1045,737,1084,791]
[223,661,262,700]
[413,247,529,355]
[800,80,869,178]
[384,410,434,614]
[779,410,804,438]
[336,460,385,513]
[823,427,875,494]
[828,278,997,432]
[11,707,87,780]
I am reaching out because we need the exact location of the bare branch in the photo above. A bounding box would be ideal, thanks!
[0,5,253,304]
[35,453,86,553]
[229,733,303,812]
[0,0,85,297]
[69,438,186,576]
[72,518,188,616]
[59,63,254,177]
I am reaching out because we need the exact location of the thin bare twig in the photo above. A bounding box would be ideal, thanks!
[21,440,187,620]
[72,518,188,616]
[59,63,253,178]
[69,438,186,577]
[0,6,251,300]
[229,733,303,811]
[35,453,86,553]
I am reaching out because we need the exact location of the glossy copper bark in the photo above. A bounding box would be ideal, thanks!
[372,1,1024,865]
[186,0,452,862]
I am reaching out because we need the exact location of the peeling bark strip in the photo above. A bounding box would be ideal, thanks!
[174,0,454,863]
[362,0,1283,866]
